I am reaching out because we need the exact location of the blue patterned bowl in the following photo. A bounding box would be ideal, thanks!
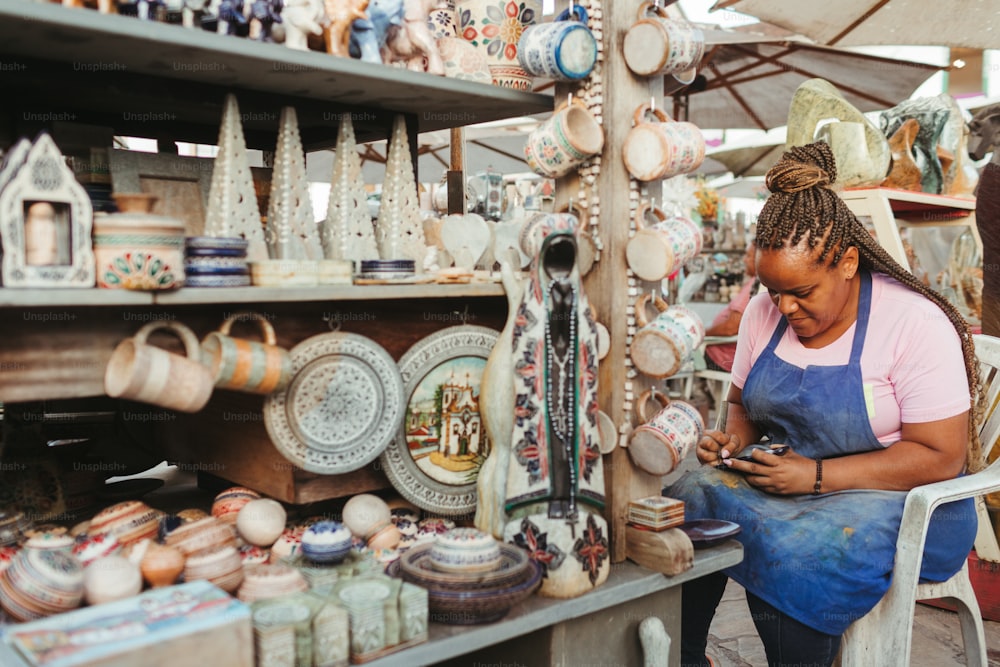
[301,521,353,564]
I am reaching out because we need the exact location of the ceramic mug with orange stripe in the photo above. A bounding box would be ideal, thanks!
[201,312,292,395]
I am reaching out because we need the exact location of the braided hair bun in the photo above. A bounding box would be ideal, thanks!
[765,142,837,194]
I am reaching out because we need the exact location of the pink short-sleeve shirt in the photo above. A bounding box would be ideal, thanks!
[731,272,970,445]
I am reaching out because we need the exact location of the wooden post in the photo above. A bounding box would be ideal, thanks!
[447,127,465,215]
[581,0,665,562]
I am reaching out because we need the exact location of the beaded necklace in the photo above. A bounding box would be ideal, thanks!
[545,278,578,515]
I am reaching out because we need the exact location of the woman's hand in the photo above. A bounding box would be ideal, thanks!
[721,446,815,495]
[696,429,743,466]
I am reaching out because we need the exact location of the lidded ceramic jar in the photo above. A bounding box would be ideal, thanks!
[429,528,502,574]
[0,548,84,621]
[164,516,238,557]
[140,543,186,588]
[89,501,163,546]
[301,521,353,564]
[93,193,186,290]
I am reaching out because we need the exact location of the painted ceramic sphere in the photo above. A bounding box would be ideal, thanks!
[366,523,402,551]
[83,555,142,605]
[301,521,353,564]
[342,494,391,539]
[72,532,122,566]
[236,499,287,547]
[212,486,262,525]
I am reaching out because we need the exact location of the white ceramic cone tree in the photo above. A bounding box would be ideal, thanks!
[321,115,379,263]
[267,106,323,260]
[375,115,427,266]
[204,94,268,261]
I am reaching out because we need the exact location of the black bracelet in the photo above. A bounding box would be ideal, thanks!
[813,459,823,495]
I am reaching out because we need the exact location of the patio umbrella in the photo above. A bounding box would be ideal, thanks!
[712,0,999,50]
[670,30,943,130]
[704,141,786,178]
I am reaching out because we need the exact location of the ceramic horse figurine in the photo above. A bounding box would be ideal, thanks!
[323,0,369,56]
[382,0,445,74]
[969,104,1000,166]
[281,0,325,49]
[350,0,404,64]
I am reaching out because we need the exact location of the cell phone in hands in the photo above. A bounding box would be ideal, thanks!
[716,444,790,469]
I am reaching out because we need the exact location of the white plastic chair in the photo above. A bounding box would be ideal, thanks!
[690,335,737,412]
[834,333,1000,666]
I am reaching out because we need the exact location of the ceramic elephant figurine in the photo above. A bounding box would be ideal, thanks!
[350,0,404,64]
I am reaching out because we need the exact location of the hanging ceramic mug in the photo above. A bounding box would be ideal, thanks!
[626,202,703,282]
[630,293,705,379]
[626,389,704,476]
[524,99,604,179]
[623,2,705,78]
[201,312,293,395]
[517,5,597,81]
[623,104,705,182]
[104,321,214,413]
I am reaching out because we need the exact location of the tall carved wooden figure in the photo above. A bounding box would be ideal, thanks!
[502,226,609,599]
[970,104,1000,335]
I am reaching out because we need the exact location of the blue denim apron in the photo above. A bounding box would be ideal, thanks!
[666,271,977,635]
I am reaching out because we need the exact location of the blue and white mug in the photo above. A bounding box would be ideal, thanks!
[517,6,597,81]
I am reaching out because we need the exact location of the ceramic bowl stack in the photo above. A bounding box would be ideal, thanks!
[0,510,32,547]
[183,544,244,593]
[211,486,262,525]
[301,521,353,564]
[88,501,163,547]
[184,236,251,287]
[356,259,416,281]
[0,548,84,621]
[164,516,238,557]
[237,563,309,603]
[396,529,541,624]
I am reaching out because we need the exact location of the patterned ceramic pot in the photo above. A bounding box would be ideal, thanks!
[301,521,353,564]
[623,104,705,182]
[524,100,604,179]
[429,528,502,574]
[211,486,262,525]
[427,1,459,39]
[88,501,163,546]
[623,2,705,78]
[437,36,493,83]
[93,195,185,290]
[517,6,596,81]
[0,548,84,621]
[457,0,541,90]
[627,390,704,476]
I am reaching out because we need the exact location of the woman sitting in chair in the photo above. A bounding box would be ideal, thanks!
[703,241,758,372]
[667,142,984,667]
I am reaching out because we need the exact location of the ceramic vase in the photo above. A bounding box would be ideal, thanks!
[92,194,186,290]
[456,0,541,91]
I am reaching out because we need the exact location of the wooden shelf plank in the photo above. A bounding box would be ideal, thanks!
[0,3,551,148]
[0,288,154,307]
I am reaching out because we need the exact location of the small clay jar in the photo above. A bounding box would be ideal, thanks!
[140,543,185,588]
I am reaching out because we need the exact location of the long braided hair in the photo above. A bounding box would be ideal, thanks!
[756,142,985,471]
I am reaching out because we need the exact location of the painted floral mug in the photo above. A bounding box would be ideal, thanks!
[200,311,292,395]
[623,2,705,78]
[626,202,703,282]
[630,293,705,379]
[627,389,704,476]
[524,99,604,178]
[517,5,597,81]
[622,104,706,182]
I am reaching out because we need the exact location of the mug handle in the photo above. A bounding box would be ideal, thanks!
[134,321,202,361]
[634,388,671,423]
[636,1,667,20]
[634,201,669,231]
[632,103,672,127]
[557,4,589,24]
[633,292,669,327]
[218,311,278,346]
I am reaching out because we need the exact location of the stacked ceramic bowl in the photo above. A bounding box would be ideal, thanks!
[183,544,244,593]
[301,521,353,564]
[88,501,163,547]
[357,259,415,281]
[395,528,541,624]
[164,516,238,557]
[184,236,251,287]
[237,563,309,603]
[0,548,84,621]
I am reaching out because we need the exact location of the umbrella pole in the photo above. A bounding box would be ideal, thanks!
[447,127,465,215]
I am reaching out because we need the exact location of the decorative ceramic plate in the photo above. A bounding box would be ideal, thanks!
[378,325,500,516]
[677,519,741,548]
[264,332,404,475]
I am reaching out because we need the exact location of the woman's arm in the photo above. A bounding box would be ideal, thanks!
[704,308,742,337]
[723,411,969,495]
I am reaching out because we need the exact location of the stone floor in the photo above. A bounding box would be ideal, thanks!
[706,579,1000,666]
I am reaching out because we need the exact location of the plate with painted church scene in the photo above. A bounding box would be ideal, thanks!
[379,325,500,517]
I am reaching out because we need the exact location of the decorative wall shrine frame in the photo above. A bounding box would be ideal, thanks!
[0,133,95,287]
